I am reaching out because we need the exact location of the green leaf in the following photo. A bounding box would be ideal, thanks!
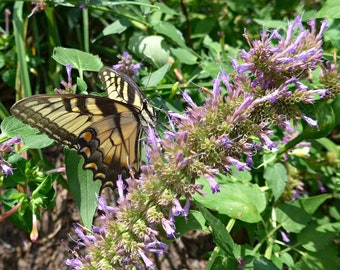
[52,47,103,73]
[298,222,340,252]
[2,189,31,232]
[316,0,340,18]
[93,18,130,42]
[253,19,287,29]
[225,168,252,183]
[300,101,335,140]
[203,35,222,55]
[31,174,57,209]
[197,203,235,258]
[152,21,187,48]
[279,102,335,154]
[1,116,54,149]
[76,77,88,93]
[299,247,340,270]
[65,148,101,228]
[276,203,312,233]
[194,178,266,223]
[276,194,330,233]
[264,163,287,202]
[315,137,340,156]
[141,63,170,87]
[298,194,330,215]
[279,253,295,269]
[171,47,197,65]
[254,257,280,270]
[206,247,237,270]
[175,210,209,235]
[331,95,340,125]
[129,35,170,67]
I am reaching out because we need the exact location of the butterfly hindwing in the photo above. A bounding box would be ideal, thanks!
[78,111,142,188]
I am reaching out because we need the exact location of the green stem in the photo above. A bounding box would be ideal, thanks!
[13,1,31,98]
[226,218,236,232]
[82,6,89,53]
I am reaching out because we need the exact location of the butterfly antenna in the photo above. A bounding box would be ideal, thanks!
[126,156,137,180]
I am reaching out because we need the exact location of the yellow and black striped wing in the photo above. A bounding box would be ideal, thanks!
[99,67,155,128]
[10,94,143,189]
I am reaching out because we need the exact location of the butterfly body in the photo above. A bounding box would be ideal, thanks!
[10,67,155,189]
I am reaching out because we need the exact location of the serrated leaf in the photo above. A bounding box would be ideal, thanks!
[194,178,266,223]
[65,148,101,229]
[264,163,287,201]
[52,47,103,73]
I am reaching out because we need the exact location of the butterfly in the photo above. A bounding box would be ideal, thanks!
[10,66,156,190]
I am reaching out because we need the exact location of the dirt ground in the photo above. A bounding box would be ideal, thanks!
[0,184,214,270]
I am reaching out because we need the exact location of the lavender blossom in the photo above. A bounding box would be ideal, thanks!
[112,51,142,79]
[66,18,335,269]
[54,64,74,93]
[0,137,21,176]
[280,230,291,243]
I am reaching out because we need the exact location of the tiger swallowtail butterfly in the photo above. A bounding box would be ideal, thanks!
[10,66,156,190]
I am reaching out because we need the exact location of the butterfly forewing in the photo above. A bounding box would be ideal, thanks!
[99,67,156,128]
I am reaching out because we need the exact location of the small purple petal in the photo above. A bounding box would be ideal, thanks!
[171,199,184,216]
[183,197,191,217]
[65,258,83,269]
[117,175,126,201]
[317,20,328,38]
[1,163,13,176]
[301,115,318,127]
[205,173,220,193]
[66,64,72,82]
[226,157,250,171]
[138,250,154,269]
[161,218,176,238]
[317,179,327,193]
[183,91,197,108]
[280,230,290,243]
[259,134,277,150]
[2,137,21,148]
